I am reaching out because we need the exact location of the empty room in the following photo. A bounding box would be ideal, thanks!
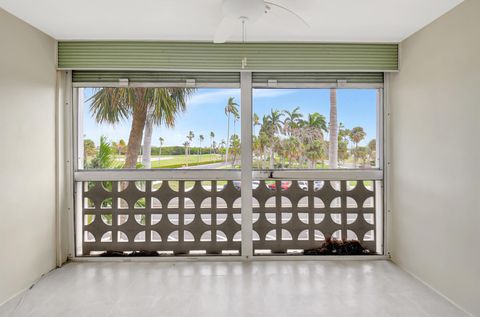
[0,0,479,316]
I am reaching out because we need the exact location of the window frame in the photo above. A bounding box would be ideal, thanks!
[251,83,384,175]
[70,71,386,259]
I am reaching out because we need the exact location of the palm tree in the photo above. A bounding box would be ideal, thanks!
[368,139,376,166]
[83,139,97,164]
[219,139,226,160]
[352,146,368,167]
[186,131,195,166]
[232,112,240,139]
[336,123,350,166]
[338,123,350,144]
[305,139,327,168]
[89,87,194,169]
[212,140,217,154]
[229,134,241,167]
[258,130,270,169]
[301,112,328,133]
[209,131,215,154]
[198,134,204,162]
[283,107,303,136]
[187,130,194,160]
[258,115,272,168]
[224,97,239,165]
[265,109,284,168]
[142,88,195,168]
[89,136,114,169]
[267,109,284,135]
[158,137,164,158]
[277,139,288,168]
[182,141,189,166]
[295,113,327,168]
[349,127,367,167]
[253,113,260,136]
[252,135,261,168]
[328,89,338,169]
[118,139,127,155]
[285,136,301,168]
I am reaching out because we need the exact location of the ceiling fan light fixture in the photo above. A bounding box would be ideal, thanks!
[213,0,309,44]
[222,0,264,22]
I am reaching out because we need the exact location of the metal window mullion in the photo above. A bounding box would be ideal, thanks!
[72,88,81,171]
[65,70,76,258]
[178,181,185,251]
[212,181,218,248]
[340,181,347,241]
[377,88,384,169]
[308,181,315,242]
[74,169,241,181]
[275,181,282,250]
[240,72,253,259]
[377,85,385,254]
[111,181,119,243]
[383,74,391,257]
[145,181,152,243]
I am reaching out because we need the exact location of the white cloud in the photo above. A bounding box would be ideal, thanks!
[188,89,240,106]
[187,88,296,106]
[253,89,297,98]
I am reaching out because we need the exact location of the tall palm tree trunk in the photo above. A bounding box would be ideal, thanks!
[328,88,338,169]
[353,142,358,168]
[225,112,230,165]
[125,106,147,168]
[142,107,154,169]
[262,146,267,169]
[269,147,275,169]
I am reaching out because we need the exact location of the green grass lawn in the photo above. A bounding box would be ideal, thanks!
[109,154,224,168]
[151,154,223,168]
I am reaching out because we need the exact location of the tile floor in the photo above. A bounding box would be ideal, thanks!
[0,260,468,317]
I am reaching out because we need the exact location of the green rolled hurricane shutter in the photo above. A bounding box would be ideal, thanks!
[72,71,240,84]
[252,72,384,85]
[58,42,398,72]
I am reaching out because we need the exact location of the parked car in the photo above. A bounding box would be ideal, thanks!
[298,180,324,191]
[267,181,292,191]
[231,180,260,190]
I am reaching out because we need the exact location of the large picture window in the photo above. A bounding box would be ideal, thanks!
[72,72,384,258]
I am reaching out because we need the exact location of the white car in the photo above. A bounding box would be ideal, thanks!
[231,180,260,190]
[298,180,324,191]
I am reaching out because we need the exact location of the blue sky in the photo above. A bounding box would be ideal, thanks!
[82,88,377,147]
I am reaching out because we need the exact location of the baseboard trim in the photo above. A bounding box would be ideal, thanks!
[0,267,57,311]
[393,261,475,317]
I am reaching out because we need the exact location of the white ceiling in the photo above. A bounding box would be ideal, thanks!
[0,0,464,42]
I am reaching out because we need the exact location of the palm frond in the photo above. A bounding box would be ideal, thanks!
[88,88,132,124]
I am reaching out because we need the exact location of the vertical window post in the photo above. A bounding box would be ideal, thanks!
[240,72,253,259]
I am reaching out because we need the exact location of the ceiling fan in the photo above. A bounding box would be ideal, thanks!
[213,0,310,43]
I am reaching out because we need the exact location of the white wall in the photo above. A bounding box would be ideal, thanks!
[388,0,480,315]
[0,8,57,305]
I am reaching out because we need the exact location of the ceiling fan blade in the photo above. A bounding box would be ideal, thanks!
[213,17,239,43]
[265,1,310,28]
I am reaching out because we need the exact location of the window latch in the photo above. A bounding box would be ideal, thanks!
[267,80,278,88]
[337,79,347,88]
[118,78,129,87]
[186,79,196,87]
